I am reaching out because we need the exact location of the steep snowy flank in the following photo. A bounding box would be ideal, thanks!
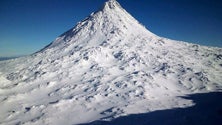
[0,0,222,125]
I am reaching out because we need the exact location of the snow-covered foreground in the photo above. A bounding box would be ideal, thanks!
[80,92,222,125]
[0,0,222,125]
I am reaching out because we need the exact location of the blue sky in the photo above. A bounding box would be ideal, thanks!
[0,0,221,57]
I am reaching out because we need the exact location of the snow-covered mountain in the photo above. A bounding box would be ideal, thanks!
[0,0,222,124]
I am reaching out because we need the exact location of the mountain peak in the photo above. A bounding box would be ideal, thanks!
[40,0,155,51]
[103,0,121,11]
[1,0,222,125]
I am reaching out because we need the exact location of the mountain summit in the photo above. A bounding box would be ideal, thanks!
[40,0,154,54]
[0,0,222,125]
[103,0,121,9]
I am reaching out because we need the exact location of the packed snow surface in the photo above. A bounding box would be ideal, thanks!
[0,0,222,124]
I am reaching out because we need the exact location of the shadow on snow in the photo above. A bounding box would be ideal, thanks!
[79,92,222,125]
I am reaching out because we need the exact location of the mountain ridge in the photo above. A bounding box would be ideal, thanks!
[39,0,155,54]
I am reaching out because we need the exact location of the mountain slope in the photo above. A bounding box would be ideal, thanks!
[0,0,222,124]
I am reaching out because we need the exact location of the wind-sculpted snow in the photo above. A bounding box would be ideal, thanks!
[0,0,222,124]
